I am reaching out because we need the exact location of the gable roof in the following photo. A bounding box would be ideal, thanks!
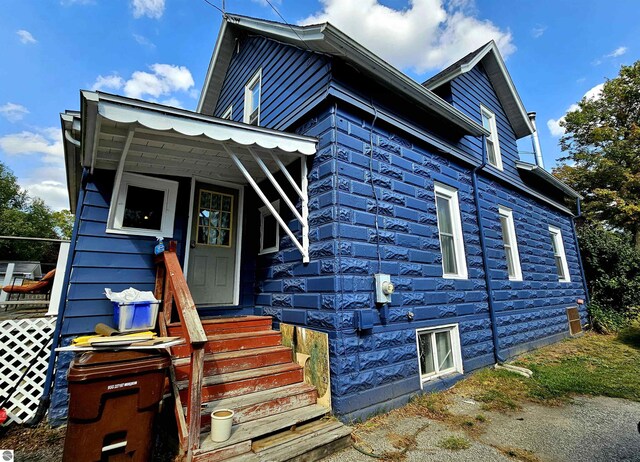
[423,41,534,139]
[197,14,488,138]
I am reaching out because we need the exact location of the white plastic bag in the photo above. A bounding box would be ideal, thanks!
[104,287,158,304]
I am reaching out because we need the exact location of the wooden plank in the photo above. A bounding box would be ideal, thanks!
[256,426,352,462]
[171,330,282,358]
[192,440,251,462]
[169,365,189,454]
[186,346,205,456]
[163,252,207,344]
[196,404,328,454]
[252,419,342,452]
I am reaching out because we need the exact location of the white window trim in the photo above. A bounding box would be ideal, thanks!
[221,105,233,120]
[480,105,503,171]
[549,225,571,283]
[259,200,280,255]
[498,206,523,281]
[106,172,178,238]
[243,69,262,125]
[434,182,468,279]
[416,323,463,386]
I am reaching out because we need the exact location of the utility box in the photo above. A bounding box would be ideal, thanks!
[63,350,170,462]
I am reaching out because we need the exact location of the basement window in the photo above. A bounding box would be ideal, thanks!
[416,324,463,384]
[107,172,178,238]
[259,200,279,254]
[244,69,261,126]
[549,225,571,282]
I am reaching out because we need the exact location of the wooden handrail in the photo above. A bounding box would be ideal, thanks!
[155,248,206,460]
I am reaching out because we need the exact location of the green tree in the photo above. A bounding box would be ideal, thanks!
[554,61,640,247]
[0,161,70,263]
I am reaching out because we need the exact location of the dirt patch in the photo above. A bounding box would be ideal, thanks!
[0,424,64,462]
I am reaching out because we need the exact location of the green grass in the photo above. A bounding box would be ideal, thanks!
[454,329,640,411]
[437,436,471,450]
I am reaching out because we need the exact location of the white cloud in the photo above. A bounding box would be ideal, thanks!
[0,103,29,122]
[0,127,63,164]
[123,64,195,99]
[606,46,627,58]
[0,129,67,210]
[160,97,183,108]
[16,29,37,44]
[90,64,195,104]
[133,33,156,49]
[547,83,604,137]
[531,25,546,39]
[132,0,165,19]
[91,74,125,92]
[299,0,515,74]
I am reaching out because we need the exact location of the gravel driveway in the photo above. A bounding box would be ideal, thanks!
[324,396,640,462]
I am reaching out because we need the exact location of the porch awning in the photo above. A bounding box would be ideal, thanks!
[64,91,317,195]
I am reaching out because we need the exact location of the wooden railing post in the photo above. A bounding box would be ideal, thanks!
[155,248,207,459]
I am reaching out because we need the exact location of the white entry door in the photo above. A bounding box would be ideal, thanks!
[187,182,239,306]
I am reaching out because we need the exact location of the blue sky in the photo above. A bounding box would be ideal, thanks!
[0,0,637,210]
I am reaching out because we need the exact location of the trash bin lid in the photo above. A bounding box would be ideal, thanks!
[68,350,170,382]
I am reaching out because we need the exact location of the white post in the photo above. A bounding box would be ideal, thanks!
[47,242,70,316]
[0,263,15,302]
[300,158,309,264]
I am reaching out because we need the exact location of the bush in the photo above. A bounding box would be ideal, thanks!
[577,225,640,331]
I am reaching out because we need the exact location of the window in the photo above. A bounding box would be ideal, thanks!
[259,200,280,254]
[221,105,233,120]
[480,105,503,170]
[416,324,463,383]
[434,182,467,279]
[498,206,522,281]
[107,173,178,237]
[244,69,261,125]
[549,225,570,282]
[197,189,234,247]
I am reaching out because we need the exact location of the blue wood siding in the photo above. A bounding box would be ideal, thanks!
[212,35,332,131]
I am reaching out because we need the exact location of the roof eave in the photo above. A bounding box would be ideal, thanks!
[516,161,582,200]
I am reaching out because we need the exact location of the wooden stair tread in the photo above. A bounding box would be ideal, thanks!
[172,345,291,367]
[201,383,316,412]
[201,330,281,341]
[176,363,302,390]
[168,315,272,327]
[252,419,343,452]
[196,404,329,454]
[256,425,352,462]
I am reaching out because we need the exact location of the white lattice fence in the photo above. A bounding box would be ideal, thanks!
[0,317,56,425]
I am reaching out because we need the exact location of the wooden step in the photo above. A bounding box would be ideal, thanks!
[177,363,304,403]
[172,330,282,358]
[173,345,293,380]
[168,315,273,337]
[195,404,329,455]
[253,419,352,462]
[198,383,318,430]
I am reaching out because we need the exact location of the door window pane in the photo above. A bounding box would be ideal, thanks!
[122,185,164,230]
[197,189,233,247]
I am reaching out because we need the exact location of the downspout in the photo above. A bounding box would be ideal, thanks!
[27,168,89,426]
[471,135,507,364]
[571,197,590,305]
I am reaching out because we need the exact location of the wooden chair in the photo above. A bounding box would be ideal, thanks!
[2,269,56,301]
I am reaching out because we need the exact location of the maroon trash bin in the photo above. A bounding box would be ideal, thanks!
[62,350,170,462]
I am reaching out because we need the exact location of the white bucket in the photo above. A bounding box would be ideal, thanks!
[210,409,235,442]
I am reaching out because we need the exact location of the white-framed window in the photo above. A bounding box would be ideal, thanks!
[244,69,261,125]
[221,105,233,120]
[434,182,468,279]
[549,225,571,282]
[259,200,280,254]
[416,324,463,384]
[107,172,178,238]
[498,206,522,281]
[480,105,503,170]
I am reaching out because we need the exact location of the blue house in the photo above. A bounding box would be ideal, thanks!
[50,14,588,460]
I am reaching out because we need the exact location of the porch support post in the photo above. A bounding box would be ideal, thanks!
[248,148,304,223]
[223,146,309,262]
[106,129,135,225]
[269,152,304,198]
[300,157,309,264]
